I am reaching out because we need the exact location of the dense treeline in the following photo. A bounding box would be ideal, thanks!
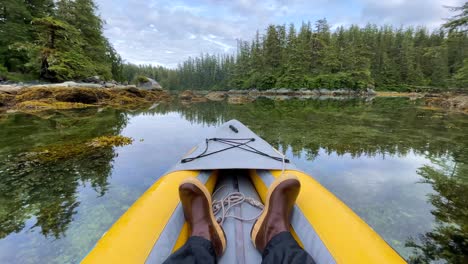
[2,1,467,92]
[125,5,468,91]
[0,0,122,82]
[172,22,467,91]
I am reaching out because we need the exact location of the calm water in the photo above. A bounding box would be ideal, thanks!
[0,98,467,263]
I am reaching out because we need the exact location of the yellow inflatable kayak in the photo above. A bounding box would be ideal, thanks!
[82,120,405,264]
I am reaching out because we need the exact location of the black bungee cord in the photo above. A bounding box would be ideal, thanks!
[181,137,290,164]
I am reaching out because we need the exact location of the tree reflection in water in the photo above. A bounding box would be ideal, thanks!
[157,98,468,262]
[0,108,128,239]
[407,155,468,264]
[0,97,467,262]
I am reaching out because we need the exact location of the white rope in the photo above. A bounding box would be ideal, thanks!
[211,185,264,225]
[211,148,288,226]
[272,147,287,178]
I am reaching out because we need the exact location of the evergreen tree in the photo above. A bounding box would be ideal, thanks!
[0,0,121,82]
[443,3,468,32]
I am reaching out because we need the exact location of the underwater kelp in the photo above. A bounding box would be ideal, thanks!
[25,135,133,163]
[0,108,131,241]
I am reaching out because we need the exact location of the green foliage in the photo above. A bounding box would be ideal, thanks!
[137,17,466,91]
[407,157,468,264]
[0,65,7,78]
[46,51,97,81]
[453,59,468,88]
[135,75,149,84]
[443,3,468,33]
[305,71,373,90]
[0,0,122,82]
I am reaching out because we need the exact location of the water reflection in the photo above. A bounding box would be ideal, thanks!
[407,158,468,264]
[156,98,465,160]
[0,108,128,239]
[0,98,466,263]
[155,98,468,260]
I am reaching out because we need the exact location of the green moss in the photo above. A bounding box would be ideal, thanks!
[10,87,172,113]
[26,135,133,163]
[0,93,15,107]
[134,75,149,84]
[15,100,92,112]
[87,135,133,148]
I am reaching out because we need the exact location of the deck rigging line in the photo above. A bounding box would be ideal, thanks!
[212,185,264,225]
[181,138,290,164]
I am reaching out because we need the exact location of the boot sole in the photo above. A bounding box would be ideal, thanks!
[180,177,227,256]
[250,173,300,250]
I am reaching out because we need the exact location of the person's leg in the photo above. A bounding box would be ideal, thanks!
[162,177,226,263]
[163,236,216,264]
[261,232,315,264]
[251,174,316,264]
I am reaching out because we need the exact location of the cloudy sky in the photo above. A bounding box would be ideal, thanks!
[94,0,465,68]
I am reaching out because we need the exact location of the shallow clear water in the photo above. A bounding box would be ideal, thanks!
[0,98,467,263]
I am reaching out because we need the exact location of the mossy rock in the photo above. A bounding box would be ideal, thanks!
[25,135,133,163]
[15,100,92,112]
[0,93,15,107]
[16,88,54,101]
[55,89,99,104]
[135,75,149,84]
[6,86,172,113]
[124,87,145,98]
[179,90,194,100]
[87,136,133,148]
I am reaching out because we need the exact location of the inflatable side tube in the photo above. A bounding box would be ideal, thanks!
[82,170,218,264]
[249,169,406,264]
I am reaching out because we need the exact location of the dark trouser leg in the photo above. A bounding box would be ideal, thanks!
[261,232,316,264]
[163,236,217,264]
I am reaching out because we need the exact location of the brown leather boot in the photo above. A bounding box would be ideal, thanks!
[179,177,226,257]
[251,174,300,252]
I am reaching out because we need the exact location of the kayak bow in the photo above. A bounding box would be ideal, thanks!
[82,119,405,264]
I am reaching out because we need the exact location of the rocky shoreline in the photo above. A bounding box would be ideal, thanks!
[1,82,466,114]
[177,88,377,104]
[0,81,170,114]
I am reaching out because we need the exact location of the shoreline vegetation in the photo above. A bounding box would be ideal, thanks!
[1,82,467,114]
[0,0,466,114]
[1,2,467,95]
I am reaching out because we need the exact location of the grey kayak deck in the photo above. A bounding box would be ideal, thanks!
[214,170,262,264]
[169,120,297,172]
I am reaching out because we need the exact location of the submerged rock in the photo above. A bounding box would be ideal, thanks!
[425,94,468,113]
[205,91,227,101]
[298,88,320,96]
[191,96,208,103]
[227,95,255,104]
[24,135,133,163]
[87,135,133,148]
[228,89,249,94]
[179,90,195,100]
